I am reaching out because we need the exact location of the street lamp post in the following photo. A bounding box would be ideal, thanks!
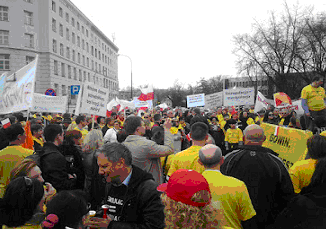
[117,54,133,100]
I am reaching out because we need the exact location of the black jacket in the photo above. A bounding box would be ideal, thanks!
[40,142,76,192]
[272,183,326,229]
[221,145,295,228]
[89,165,165,229]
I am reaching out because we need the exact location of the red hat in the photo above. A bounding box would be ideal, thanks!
[157,169,211,207]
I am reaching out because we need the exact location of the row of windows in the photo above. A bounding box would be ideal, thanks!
[53,60,118,90]
[51,1,115,56]
[0,54,34,71]
[52,39,116,74]
[0,30,35,48]
[1,5,34,26]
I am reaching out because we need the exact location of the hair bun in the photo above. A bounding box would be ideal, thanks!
[42,214,59,228]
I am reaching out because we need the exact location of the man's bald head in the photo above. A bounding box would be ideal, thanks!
[199,144,223,168]
[243,124,266,144]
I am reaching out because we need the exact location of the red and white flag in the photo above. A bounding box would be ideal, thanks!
[274,126,280,136]
[138,85,154,101]
[1,118,11,129]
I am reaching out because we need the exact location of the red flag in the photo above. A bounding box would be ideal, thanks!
[138,85,154,101]
[22,121,34,150]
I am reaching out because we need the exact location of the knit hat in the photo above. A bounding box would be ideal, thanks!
[157,169,211,207]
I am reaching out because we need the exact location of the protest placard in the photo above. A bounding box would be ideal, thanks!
[223,87,254,107]
[31,93,67,113]
[187,93,205,108]
[78,83,109,117]
[205,92,223,109]
[134,98,152,108]
[0,57,38,114]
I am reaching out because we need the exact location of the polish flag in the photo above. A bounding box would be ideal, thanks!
[138,85,154,101]
[1,118,11,129]
[274,126,280,136]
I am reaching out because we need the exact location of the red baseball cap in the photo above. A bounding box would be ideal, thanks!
[157,169,211,207]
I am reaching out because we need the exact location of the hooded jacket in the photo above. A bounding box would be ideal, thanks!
[89,165,165,229]
[221,145,295,228]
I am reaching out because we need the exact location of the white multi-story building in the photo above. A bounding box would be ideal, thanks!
[0,0,119,112]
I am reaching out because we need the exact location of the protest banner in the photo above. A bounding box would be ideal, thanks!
[261,123,313,168]
[205,92,223,109]
[78,83,109,117]
[31,93,67,113]
[277,100,305,116]
[187,93,205,108]
[134,97,153,108]
[223,87,254,107]
[0,56,38,114]
[254,91,273,113]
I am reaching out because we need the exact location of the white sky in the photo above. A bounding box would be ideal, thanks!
[71,0,326,90]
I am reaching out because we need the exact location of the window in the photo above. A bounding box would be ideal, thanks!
[52,18,56,32]
[0,30,9,45]
[0,54,10,70]
[54,84,58,94]
[60,43,64,56]
[83,71,86,82]
[24,11,33,26]
[54,60,58,75]
[59,24,63,36]
[0,6,9,21]
[61,63,65,77]
[91,33,93,42]
[99,51,101,60]
[79,69,82,81]
[71,17,75,27]
[65,12,69,23]
[52,39,57,53]
[95,62,97,72]
[102,54,104,62]
[59,7,63,17]
[78,53,80,64]
[82,26,84,34]
[62,85,66,95]
[72,50,75,61]
[86,29,88,37]
[72,32,75,44]
[73,67,77,80]
[99,64,101,74]
[52,1,56,12]
[66,28,69,41]
[91,46,94,56]
[88,73,90,82]
[24,33,34,48]
[26,56,34,65]
[86,42,89,53]
[77,36,80,47]
[82,39,84,50]
[66,47,70,59]
[87,58,89,67]
[82,55,85,66]
[91,60,94,70]
[77,22,80,30]
[68,65,71,79]
[95,48,97,58]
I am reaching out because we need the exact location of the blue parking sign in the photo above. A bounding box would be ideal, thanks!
[71,85,81,95]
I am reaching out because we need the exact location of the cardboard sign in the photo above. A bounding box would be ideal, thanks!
[78,83,109,117]
[187,93,205,108]
[31,93,67,113]
[261,123,313,168]
[205,92,223,109]
[223,87,254,107]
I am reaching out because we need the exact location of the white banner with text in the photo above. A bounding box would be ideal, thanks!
[223,87,254,106]
[31,93,67,113]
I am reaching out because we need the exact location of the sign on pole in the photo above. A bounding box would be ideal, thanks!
[71,85,81,95]
[187,93,205,108]
[45,88,56,96]
[223,87,254,106]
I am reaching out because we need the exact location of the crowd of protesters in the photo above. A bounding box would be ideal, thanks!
[0,101,325,228]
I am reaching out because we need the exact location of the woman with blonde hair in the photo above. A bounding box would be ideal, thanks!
[157,169,228,229]
[82,126,103,196]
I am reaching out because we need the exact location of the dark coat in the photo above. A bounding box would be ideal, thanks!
[40,142,76,192]
[89,165,165,229]
[272,183,326,229]
[221,145,295,228]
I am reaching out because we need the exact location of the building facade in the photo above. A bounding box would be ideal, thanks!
[226,76,269,96]
[0,0,119,112]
